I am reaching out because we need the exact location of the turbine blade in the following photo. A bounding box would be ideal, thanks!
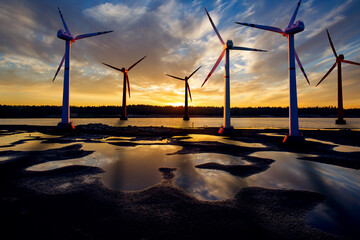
[53,54,65,82]
[188,65,202,79]
[287,0,302,29]
[294,50,310,85]
[232,46,267,52]
[186,81,192,102]
[102,62,124,73]
[75,31,113,40]
[204,7,225,45]
[316,62,337,87]
[341,59,360,66]
[126,74,130,98]
[201,49,225,87]
[235,22,283,34]
[128,56,147,71]
[57,7,71,34]
[165,74,184,81]
[326,29,337,58]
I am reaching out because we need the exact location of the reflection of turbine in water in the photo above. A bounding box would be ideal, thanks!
[105,159,124,190]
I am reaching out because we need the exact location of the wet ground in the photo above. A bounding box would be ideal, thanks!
[0,124,359,239]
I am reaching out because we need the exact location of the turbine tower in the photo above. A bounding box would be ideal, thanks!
[316,29,360,125]
[236,0,310,142]
[165,66,201,120]
[102,56,147,120]
[203,7,266,135]
[53,8,113,130]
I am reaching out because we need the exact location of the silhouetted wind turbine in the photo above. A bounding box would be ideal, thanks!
[102,56,147,120]
[165,66,202,120]
[53,7,113,130]
[203,7,266,135]
[236,0,310,142]
[316,29,360,125]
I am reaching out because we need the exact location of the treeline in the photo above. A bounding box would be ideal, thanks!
[1,105,360,118]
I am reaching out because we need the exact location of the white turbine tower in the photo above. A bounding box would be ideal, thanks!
[53,8,113,129]
[236,0,310,142]
[202,7,266,135]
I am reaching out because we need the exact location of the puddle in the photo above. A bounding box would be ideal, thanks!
[0,156,12,162]
[175,134,267,148]
[259,133,284,137]
[259,133,360,153]
[306,138,360,152]
[247,151,360,237]
[0,132,62,151]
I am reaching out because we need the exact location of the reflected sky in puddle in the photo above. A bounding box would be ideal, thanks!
[0,132,69,152]
[306,138,360,152]
[176,134,267,148]
[27,142,249,193]
[247,151,360,237]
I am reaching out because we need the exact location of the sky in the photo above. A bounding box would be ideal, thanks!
[0,0,359,108]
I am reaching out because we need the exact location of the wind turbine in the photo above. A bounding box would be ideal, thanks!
[53,8,113,130]
[202,7,266,135]
[316,29,360,125]
[165,66,202,120]
[236,0,310,142]
[102,56,147,120]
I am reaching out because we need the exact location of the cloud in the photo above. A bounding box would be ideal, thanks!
[83,3,147,24]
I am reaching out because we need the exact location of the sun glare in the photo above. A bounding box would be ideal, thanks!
[169,102,184,107]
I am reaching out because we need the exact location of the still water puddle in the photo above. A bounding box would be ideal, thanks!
[0,132,68,152]
[247,151,360,237]
[260,133,360,152]
[27,142,250,192]
[306,138,360,152]
[176,134,267,148]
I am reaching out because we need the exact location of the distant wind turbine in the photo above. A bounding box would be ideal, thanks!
[165,66,202,120]
[53,7,113,130]
[236,0,310,142]
[102,56,147,120]
[203,7,267,135]
[316,29,360,125]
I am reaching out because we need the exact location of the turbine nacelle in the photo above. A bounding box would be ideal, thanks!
[225,40,233,49]
[57,29,73,41]
[284,20,304,35]
[338,54,345,60]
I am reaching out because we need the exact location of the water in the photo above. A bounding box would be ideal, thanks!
[1,117,360,129]
[1,131,359,237]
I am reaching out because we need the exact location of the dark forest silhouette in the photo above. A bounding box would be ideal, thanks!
[1,105,360,118]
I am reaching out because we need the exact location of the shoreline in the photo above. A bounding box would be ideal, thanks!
[1,115,360,118]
